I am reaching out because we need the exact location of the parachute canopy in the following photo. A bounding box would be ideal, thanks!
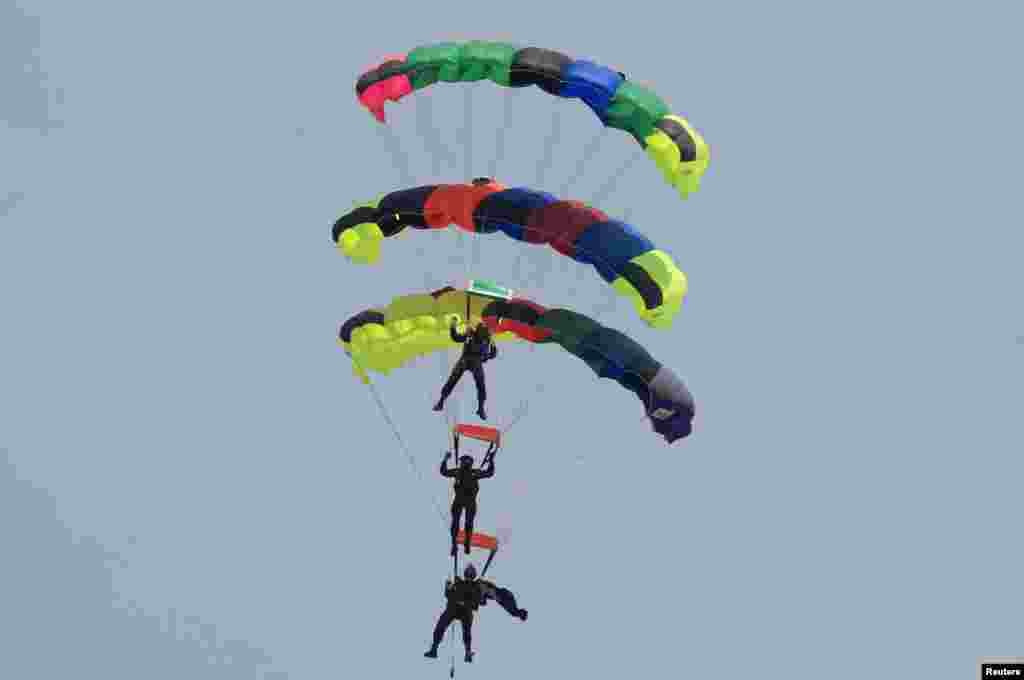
[339,285,695,443]
[332,179,687,329]
[355,42,710,200]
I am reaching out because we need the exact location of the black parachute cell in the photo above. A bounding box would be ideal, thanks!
[509,48,571,95]
[355,59,408,95]
[654,118,698,163]
[618,261,664,310]
[340,310,386,343]
[378,185,439,231]
[332,206,381,242]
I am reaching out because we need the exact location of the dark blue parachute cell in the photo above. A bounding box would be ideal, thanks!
[558,60,624,118]
[474,187,559,239]
[573,219,655,281]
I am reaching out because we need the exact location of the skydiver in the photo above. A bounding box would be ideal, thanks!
[424,564,483,663]
[440,448,495,556]
[423,564,527,663]
[433,320,497,420]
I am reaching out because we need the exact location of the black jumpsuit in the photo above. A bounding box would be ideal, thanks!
[437,325,497,412]
[441,457,495,554]
[428,577,483,656]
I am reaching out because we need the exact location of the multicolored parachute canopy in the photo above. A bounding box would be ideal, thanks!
[355,42,710,200]
[331,179,687,329]
[338,285,695,443]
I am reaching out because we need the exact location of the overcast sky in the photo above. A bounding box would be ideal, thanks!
[2,1,1022,678]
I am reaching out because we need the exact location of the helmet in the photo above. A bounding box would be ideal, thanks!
[463,564,478,580]
[459,455,474,467]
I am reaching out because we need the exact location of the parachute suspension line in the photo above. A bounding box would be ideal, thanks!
[507,109,565,292]
[487,89,514,179]
[453,88,471,281]
[534,107,563,187]
[374,124,416,186]
[557,129,608,196]
[414,94,455,176]
[449,626,456,679]
[462,86,474,181]
[510,108,564,287]
[448,439,459,680]
[588,151,646,206]
[358,367,448,528]
[499,380,548,436]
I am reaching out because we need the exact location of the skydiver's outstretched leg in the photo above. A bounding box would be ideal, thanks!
[463,499,477,555]
[434,359,466,411]
[470,361,487,419]
[494,586,528,621]
[425,608,456,658]
[450,501,465,557]
[459,610,474,662]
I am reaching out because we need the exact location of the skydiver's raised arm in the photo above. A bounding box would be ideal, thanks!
[440,452,456,477]
[450,322,467,344]
[475,457,495,479]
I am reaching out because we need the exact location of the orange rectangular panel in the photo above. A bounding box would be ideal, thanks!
[455,530,499,551]
[454,423,501,445]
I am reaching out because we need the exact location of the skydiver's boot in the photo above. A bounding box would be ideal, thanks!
[476,404,487,420]
[424,648,438,659]
[433,398,445,412]
[517,609,528,621]
[464,650,474,663]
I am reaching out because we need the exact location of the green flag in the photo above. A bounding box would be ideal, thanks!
[466,278,513,300]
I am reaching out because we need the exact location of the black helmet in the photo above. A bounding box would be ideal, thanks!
[463,564,478,580]
[459,455,474,467]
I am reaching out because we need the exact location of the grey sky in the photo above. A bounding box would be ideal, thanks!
[1,1,1022,679]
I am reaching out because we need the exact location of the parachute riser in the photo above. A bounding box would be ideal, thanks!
[480,547,498,579]
[481,441,498,467]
